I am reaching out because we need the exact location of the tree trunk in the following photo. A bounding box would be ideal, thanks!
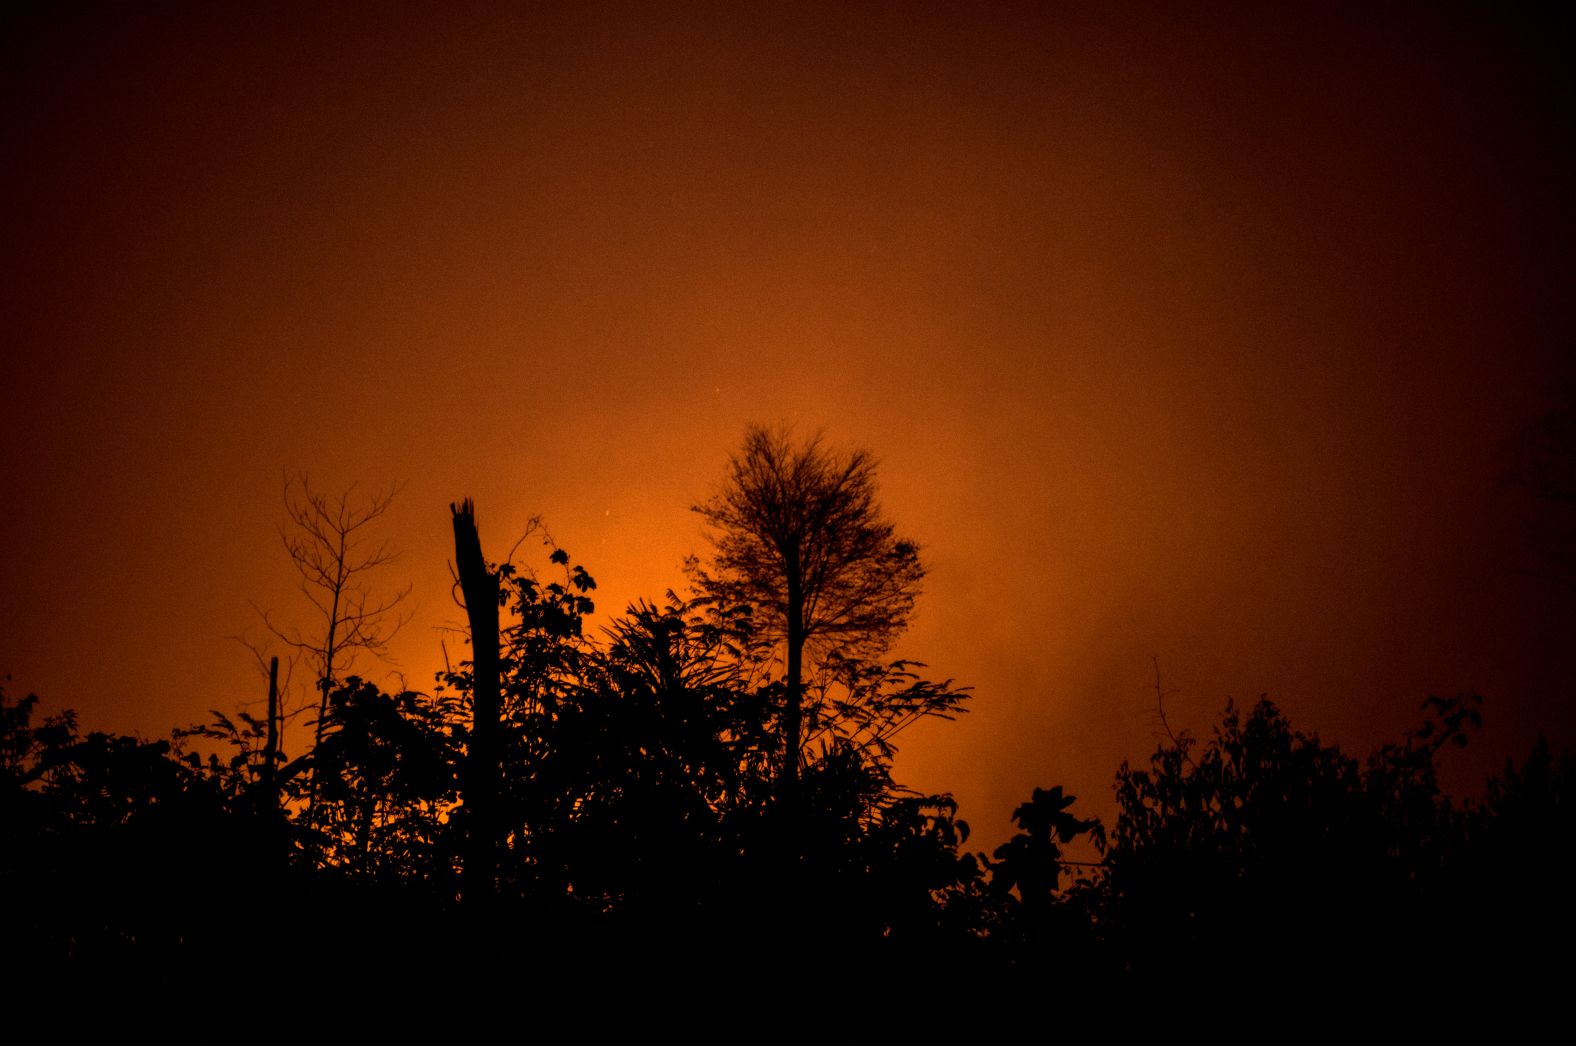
[775,549,807,946]
[784,554,803,808]
[261,655,280,812]
[452,499,501,907]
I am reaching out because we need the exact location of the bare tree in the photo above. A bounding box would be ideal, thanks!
[450,497,500,906]
[691,424,926,804]
[262,474,413,762]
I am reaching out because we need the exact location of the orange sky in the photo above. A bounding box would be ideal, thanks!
[3,2,1573,844]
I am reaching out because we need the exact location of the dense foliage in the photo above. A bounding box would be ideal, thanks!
[7,624,1569,1000]
[4,443,1571,999]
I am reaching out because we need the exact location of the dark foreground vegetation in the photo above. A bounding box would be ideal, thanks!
[4,429,1572,1008]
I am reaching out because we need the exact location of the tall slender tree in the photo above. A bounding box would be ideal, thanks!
[691,425,926,806]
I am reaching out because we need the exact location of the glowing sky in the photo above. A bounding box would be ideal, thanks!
[3,2,1572,842]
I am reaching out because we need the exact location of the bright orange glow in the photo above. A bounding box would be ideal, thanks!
[2,3,1572,845]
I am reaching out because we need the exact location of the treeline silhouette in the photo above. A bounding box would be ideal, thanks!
[5,599,1570,1001]
[4,435,1573,1007]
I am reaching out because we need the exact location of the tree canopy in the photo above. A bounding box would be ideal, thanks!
[2,429,1571,1007]
[691,424,932,802]
[693,424,925,661]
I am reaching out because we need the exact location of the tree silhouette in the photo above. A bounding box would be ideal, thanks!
[304,677,459,881]
[691,424,928,805]
[968,786,1106,983]
[1096,694,1491,992]
[22,437,1572,999]
[1,684,289,992]
[451,497,501,905]
[1461,735,1576,987]
[258,475,411,761]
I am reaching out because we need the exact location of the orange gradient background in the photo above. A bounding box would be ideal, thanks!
[3,2,1572,844]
